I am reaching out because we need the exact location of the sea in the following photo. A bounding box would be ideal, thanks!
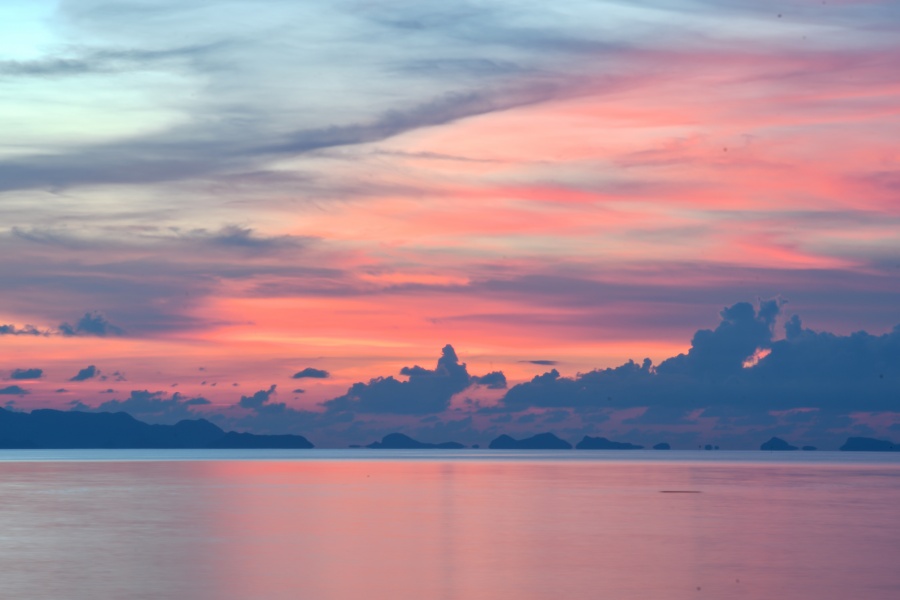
[0,450,898,600]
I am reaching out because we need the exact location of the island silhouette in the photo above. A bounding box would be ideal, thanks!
[840,437,899,452]
[0,407,313,449]
[575,436,643,450]
[489,432,572,449]
[760,437,799,451]
[366,433,464,449]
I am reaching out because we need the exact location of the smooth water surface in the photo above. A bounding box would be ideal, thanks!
[1,451,898,599]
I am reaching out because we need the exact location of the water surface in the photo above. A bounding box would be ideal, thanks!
[1,451,897,599]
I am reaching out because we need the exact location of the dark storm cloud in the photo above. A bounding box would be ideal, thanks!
[59,312,125,337]
[292,367,330,379]
[324,344,504,415]
[10,368,43,380]
[69,365,100,381]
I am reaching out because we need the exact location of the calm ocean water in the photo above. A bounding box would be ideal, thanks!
[1,450,898,599]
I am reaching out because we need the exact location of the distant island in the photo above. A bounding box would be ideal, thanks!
[367,433,464,449]
[489,432,572,449]
[760,437,798,451]
[575,436,643,450]
[840,437,899,452]
[0,407,314,449]
[653,442,671,450]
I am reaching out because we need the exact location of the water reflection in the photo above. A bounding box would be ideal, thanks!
[0,458,898,599]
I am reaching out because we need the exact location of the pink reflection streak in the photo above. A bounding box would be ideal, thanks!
[188,459,900,600]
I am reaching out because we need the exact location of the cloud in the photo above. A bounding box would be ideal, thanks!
[10,368,43,380]
[489,300,900,446]
[0,385,29,395]
[59,312,125,337]
[185,225,308,253]
[69,365,100,381]
[259,84,561,157]
[656,300,781,378]
[292,367,330,379]
[84,390,212,424]
[0,79,565,194]
[323,344,502,415]
[0,226,335,337]
[0,43,228,78]
[520,360,558,366]
[238,385,278,410]
[0,324,46,336]
[1,313,124,338]
[472,371,507,389]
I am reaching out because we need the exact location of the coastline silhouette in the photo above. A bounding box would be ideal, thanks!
[366,433,464,449]
[575,436,643,450]
[489,432,572,449]
[0,407,313,449]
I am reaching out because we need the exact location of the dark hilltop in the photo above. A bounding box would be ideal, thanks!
[760,437,799,451]
[367,433,464,449]
[840,437,899,452]
[575,436,643,450]
[0,407,314,449]
[489,432,572,449]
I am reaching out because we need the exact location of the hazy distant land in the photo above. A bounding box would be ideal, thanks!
[2,407,899,451]
[0,407,313,449]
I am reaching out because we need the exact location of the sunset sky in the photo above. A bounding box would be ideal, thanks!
[2,0,899,447]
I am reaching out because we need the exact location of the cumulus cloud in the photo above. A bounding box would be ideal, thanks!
[323,344,502,415]
[472,371,507,389]
[491,300,900,446]
[10,368,43,380]
[238,385,278,410]
[81,390,212,424]
[69,365,100,381]
[59,312,125,337]
[656,300,781,378]
[292,367,330,379]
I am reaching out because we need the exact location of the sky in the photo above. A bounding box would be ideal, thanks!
[1,0,899,448]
